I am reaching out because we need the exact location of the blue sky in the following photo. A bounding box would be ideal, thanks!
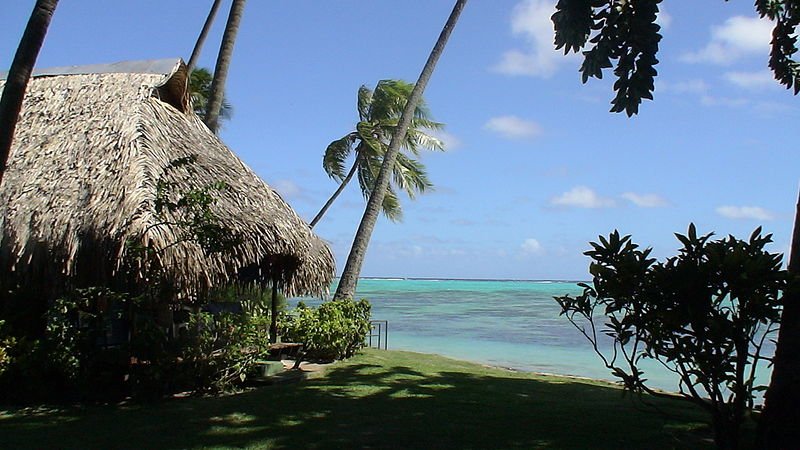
[2,1,798,280]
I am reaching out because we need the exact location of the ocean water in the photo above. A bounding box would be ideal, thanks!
[290,278,774,395]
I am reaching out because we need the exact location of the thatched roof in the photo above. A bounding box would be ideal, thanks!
[0,59,334,299]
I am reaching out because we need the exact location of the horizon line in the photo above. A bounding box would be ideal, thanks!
[332,276,590,283]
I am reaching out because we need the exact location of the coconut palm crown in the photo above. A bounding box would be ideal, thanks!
[189,68,232,124]
[311,79,444,227]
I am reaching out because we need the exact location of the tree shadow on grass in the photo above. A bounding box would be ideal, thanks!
[0,361,713,449]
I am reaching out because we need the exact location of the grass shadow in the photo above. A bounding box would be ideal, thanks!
[0,350,714,449]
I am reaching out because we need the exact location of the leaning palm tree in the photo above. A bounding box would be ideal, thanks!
[205,0,246,134]
[310,80,444,228]
[334,0,468,300]
[186,0,224,73]
[0,0,59,184]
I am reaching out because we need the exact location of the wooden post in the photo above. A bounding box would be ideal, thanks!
[269,278,279,344]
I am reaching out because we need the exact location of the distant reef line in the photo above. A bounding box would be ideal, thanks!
[335,276,591,283]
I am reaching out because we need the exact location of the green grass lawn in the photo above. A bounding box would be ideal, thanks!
[0,349,716,449]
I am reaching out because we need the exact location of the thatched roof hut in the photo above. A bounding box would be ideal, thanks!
[0,59,334,300]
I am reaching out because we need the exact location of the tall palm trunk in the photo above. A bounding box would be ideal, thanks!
[186,0,223,72]
[205,0,246,134]
[0,0,58,184]
[334,0,467,300]
[759,189,800,448]
[310,152,362,228]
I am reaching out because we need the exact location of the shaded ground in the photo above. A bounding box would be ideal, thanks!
[0,349,715,449]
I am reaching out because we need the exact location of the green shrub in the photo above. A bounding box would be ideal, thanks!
[283,298,371,361]
[0,287,274,403]
[555,225,786,450]
[178,311,270,393]
[0,288,133,403]
[0,321,13,376]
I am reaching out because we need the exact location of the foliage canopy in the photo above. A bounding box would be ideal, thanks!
[321,79,444,222]
[555,225,787,449]
[552,0,800,115]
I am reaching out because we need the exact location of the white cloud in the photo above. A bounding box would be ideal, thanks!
[491,0,573,78]
[716,205,775,221]
[621,192,669,208]
[659,79,709,94]
[483,115,542,139]
[754,100,797,115]
[681,16,772,65]
[700,95,749,107]
[724,70,776,90]
[551,186,615,208]
[431,130,462,151]
[272,179,301,198]
[521,238,544,255]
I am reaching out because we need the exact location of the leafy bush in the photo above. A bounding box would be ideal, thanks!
[0,287,273,403]
[283,298,371,361]
[0,320,13,376]
[178,312,270,393]
[555,225,786,450]
[0,288,132,402]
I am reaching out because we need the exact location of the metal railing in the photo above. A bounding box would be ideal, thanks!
[367,320,388,350]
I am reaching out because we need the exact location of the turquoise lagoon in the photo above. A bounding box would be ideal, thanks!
[291,278,775,395]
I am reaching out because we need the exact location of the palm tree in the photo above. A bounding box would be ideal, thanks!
[334,0,468,300]
[310,80,444,228]
[0,0,59,184]
[205,0,246,134]
[189,68,232,123]
[186,0,224,73]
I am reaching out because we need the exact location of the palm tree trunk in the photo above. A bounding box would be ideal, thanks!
[310,154,362,228]
[186,0,223,73]
[758,188,800,448]
[205,0,246,134]
[334,0,467,300]
[0,0,58,185]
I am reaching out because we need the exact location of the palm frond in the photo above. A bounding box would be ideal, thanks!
[410,117,444,130]
[324,78,445,220]
[190,68,232,122]
[356,121,385,156]
[412,99,434,121]
[356,152,380,200]
[355,152,402,221]
[407,129,445,152]
[371,80,413,120]
[219,99,234,121]
[393,153,432,199]
[323,133,356,180]
[357,85,373,122]
[380,186,403,222]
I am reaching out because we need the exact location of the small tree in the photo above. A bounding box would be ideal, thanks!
[555,225,787,450]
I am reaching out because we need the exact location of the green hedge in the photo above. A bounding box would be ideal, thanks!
[282,298,371,361]
[0,288,272,403]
